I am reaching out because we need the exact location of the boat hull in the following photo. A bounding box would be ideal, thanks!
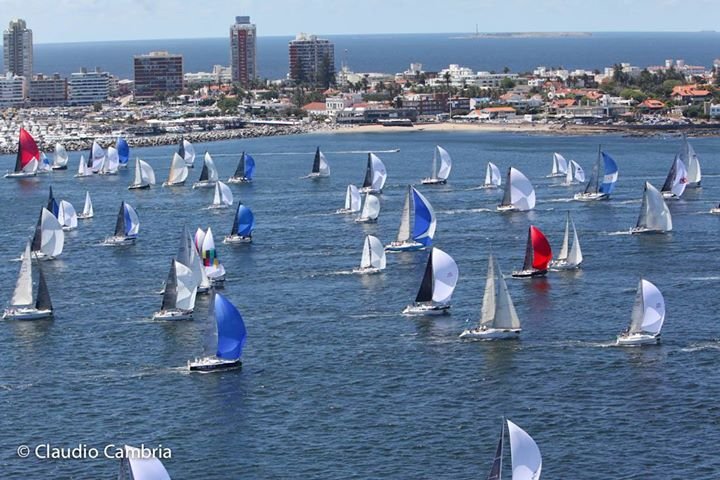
[353,266,383,275]
[51,165,68,171]
[3,307,53,320]
[574,192,609,202]
[354,217,377,224]
[616,333,660,346]
[153,309,193,321]
[192,181,217,189]
[29,251,55,261]
[336,208,359,214]
[103,236,136,246]
[188,356,242,372]
[385,241,426,252]
[74,173,93,178]
[479,184,499,189]
[402,303,451,315]
[421,177,447,185]
[546,173,565,178]
[162,181,185,187]
[460,327,521,340]
[227,177,252,184]
[549,260,581,270]
[224,234,252,244]
[359,187,382,194]
[128,184,151,190]
[208,204,230,210]
[710,208,720,214]
[496,204,519,212]
[77,213,93,219]
[511,269,548,278]
[661,192,680,200]
[5,171,37,178]
[307,173,329,179]
[630,227,667,235]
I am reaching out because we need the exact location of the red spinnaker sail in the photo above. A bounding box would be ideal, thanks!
[530,225,552,270]
[16,128,40,171]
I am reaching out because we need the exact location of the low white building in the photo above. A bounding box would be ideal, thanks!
[184,65,232,85]
[430,64,518,89]
[69,67,111,105]
[0,72,26,107]
[709,104,720,118]
[325,92,363,116]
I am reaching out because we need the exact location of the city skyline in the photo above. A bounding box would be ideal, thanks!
[0,0,719,44]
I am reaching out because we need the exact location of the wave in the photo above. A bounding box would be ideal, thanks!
[436,208,494,214]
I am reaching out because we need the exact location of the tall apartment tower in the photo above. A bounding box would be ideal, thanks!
[3,18,33,79]
[230,16,256,86]
[288,33,335,86]
[133,51,184,100]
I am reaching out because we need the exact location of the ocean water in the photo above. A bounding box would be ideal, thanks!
[0,130,719,478]
[17,32,720,80]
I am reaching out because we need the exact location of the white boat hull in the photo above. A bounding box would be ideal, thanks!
[549,260,581,270]
[385,241,426,252]
[460,327,521,339]
[616,333,660,346]
[354,217,377,224]
[661,192,679,200]
[511,269,547,278]
[546,173,566,178]
[710,208,720,214]
[188,356,242,372]
[162,181,186,187]
[224,234,252,244]
[103,235,136,246]
[359,187,382,194]
[630,227,667,235]
[227,176,252,184]
[29,251,55,261]
[336,208,359,214]
[3,307,53,320]
[574,192,609,202]
[421,177,447,185]
[77,213,93,219]
[479,184,499,189]
[307,173,329,179]
[5,171,37,178]
[496,204,518,212]
[402,303,451,315]
[353,266,383,275]
[128,184,151,190]
[208,204,230,210]
[74,173,93,178]
[153,309,193,321]
[192,181,217,189]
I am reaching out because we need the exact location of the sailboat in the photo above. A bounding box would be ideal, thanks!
[46,186,59,218]
[562,159,585,186]
[77,191,94,219]
[631,182,672,234]
[228,151,256,183]
[481,419,542,480]
[460,253,521,339]
[74,154,93,177]
[99,146,119,175]
[512,225,552,278]
[38,152,52,174]
[104,201,140,245]
[359,153,388,194]
[57,200,78,231]
[385,185,436,252]
[353,235,386,274]
[660,155,688,199]
[616,278,665,346]
[128,158,156,190]
[711,203,720,214]
[421,145,452,185]
[192,152,219,188]
[5,128,39,178]
[188,291,247,372]
[116,137,130,169]
[354,193,381,223]
[200,227,226,287]
[117,445,172,480]
[680,134,701,188]
[209,181,233,209]
[3,242,53,320]
[177,226,210,295]
[547,152,568,178]
[162,153,189,186]
[89,141,106,173]
[336,184,361,214]
[549,211,583,270]
[224,202,255,244]
[52,142,69,170]
[481,162,502,189]
[307,147,330,178]
[574,148,618,201]
[30,208,64,260]
[178,137,196,168]
[402,247,459,315]
[497,167,536,212]
[153,259,198,320]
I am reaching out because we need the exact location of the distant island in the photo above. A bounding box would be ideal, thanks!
[453,32,592,39]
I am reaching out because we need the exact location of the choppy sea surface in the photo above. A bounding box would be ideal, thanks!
[0,130,719,478]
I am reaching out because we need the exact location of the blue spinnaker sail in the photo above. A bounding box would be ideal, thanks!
[236,205,255,236]
[411,187,436,246]
[116,137,129,165]
[215,293,247,360]
[599,152,618,194]
[244,153,256,179]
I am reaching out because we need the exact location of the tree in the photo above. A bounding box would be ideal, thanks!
[216,96,240,114]
[93,102,103,112]
[500,77,516,90]
[503,66,510,74]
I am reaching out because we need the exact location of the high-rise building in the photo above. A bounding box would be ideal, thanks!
[3,19,33,80]
[133,51,184,100]
[229,16,256,86]
[69,67,111,105]
[288,33,335,86]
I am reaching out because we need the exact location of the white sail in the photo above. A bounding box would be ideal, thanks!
[396,187,412,242]
[318,151,330,176]
[77,154,92,176]
[204,152,219,182]
[435,145,452,180]
[58,200,78,229]
[360,194,380,220]
[637,182,672,232]
[82,191,93,217]
[506,167,536,211]
[212,181,233,206]
[22,158,38,174]
[91,141,105,172]
[174,260,198,311]
[54,143,68,167]
[571,160,585,182]
[190,229,210,290]
[343,185,361,212]
[194,228,206,255]
[38,153,52,172]
[669,156,688,198]
[360,235,386,270]
[683,136,701,185]
[551,152,568,175]
[11,242,33,306]
[202,227,226,279]
[105,146,120,173]
[507,419,542,480]
[628,279,665,335]
[567,216,582,266]
[182,139,196,167]
[431,248,459,304]
[40,208,64,257]
[123,445,172,480]
[369,153,387,192]
[485,162,501,186]
[167,153,188,184]
[480,254,521,329]
[133,158,156,187]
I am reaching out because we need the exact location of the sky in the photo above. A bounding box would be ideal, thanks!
[1,0,719,44]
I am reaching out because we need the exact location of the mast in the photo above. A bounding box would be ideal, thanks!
[661,156,678,193]
[231,202,242,235]
[486,421,504,480]
[35,262,52,311]
[312,147,321,174]
[415,250,435,303]
[234,152,246,177]
[521,228,534,271]
[114,202,126,237]
[362,153,373,188]
[160,259,178,311]
[500,168,513,206]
